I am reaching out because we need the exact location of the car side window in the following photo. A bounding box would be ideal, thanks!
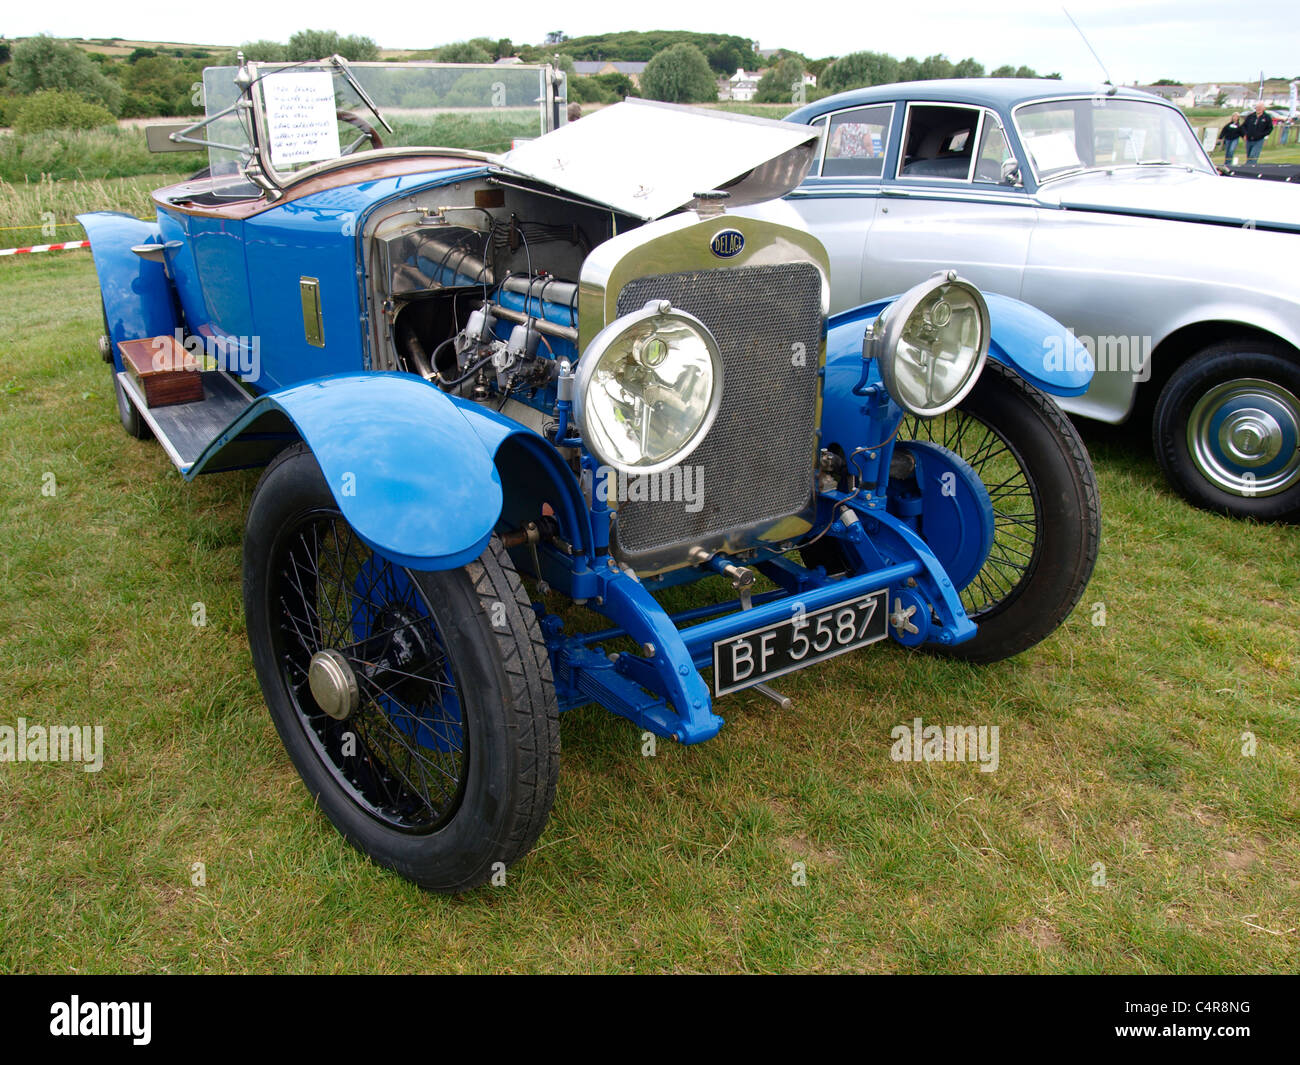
[821,105,892,178]
[974,111,1015,184]
[807,115,829,176]
[899,104,981,181]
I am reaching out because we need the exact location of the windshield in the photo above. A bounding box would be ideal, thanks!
[1014,97,1213,181]
[202,60,562,190]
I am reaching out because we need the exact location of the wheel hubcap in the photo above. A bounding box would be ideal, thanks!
[1188,379,1300,497]
[309,649,359,721]
[274,514,468,833]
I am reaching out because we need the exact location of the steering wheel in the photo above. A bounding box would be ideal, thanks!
[336,109,384,155]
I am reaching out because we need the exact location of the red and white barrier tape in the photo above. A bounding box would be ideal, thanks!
[0,240,91,257]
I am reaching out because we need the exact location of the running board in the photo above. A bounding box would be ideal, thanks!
[116,370,252,475]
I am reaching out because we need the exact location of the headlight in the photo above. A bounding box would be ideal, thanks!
[865,271,990,417]
[574,299,723,474]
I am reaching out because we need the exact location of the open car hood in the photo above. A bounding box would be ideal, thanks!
[497,98,821,221]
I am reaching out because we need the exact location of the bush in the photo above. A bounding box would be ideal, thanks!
[822,51,900,93]
[755,58,807,105]
[287,29,379,62]
[641,43,717,104]
[10,36,122,114]
[568,76,616,105]
[14,91,117,135]
[436,41,494,64]
[592,72,638,99]
[0,95,23,127]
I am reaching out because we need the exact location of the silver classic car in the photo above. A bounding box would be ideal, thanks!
[787,80,1300,520]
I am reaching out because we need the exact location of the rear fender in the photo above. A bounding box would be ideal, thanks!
[77,212,180,371]
[189,372,590,571]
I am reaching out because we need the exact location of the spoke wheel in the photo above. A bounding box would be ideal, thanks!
[273,511,468,832]
[896,403,1039,620]
[244,444,560,892]
[805,361,1100,662]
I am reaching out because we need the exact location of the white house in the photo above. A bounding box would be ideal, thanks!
[1135,84,1195,108]
[729,68,761,102]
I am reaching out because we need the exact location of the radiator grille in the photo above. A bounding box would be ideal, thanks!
[613,261,822,557]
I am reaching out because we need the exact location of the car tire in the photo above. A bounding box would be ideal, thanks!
[1152,340,1300,521]
[102,302,151,440]
[804,361,1100,663]
[243,444,560,892]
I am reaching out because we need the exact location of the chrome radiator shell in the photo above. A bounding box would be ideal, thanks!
[577,212,830,575]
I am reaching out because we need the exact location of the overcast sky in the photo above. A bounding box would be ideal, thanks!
[10,0,1299,85]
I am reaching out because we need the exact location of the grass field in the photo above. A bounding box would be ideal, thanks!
[0,186,1297,974]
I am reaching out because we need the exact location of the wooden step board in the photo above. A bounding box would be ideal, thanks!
[117,335,204,407]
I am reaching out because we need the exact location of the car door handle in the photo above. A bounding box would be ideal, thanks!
[131,241,181,263]
[131,244,167,263]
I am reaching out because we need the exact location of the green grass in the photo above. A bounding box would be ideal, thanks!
[0,172,186,247]
[0,126,194,184]
[1,248,1298,974]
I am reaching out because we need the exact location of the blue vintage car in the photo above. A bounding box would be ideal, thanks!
[81,57,1099,892]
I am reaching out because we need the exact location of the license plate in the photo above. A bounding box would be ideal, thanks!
[712,589,889,697]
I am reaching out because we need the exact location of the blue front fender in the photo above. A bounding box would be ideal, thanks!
[826,291,1094,400]
[77,211,179,371]
[189,373,590,572]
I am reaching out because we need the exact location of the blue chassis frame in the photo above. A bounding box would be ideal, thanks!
[509,381,981,746]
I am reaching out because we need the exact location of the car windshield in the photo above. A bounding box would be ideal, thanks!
[201,60,560,190]
[1014,97,1213,181]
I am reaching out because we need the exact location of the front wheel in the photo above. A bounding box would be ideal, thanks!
[1152,341,1300,520]
[806,361,1100,663]
[243,444,560,892]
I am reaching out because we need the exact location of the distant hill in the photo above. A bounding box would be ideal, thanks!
[46,37,231,57]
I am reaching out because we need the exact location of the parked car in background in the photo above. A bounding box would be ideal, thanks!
[80,58,1099,892]
[787,80,1300,520]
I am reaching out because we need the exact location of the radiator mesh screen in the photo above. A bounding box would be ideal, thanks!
[613,262,822,555]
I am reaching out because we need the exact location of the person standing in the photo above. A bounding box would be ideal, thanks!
[1243,101,1274,163]
[1218,112,1245,165]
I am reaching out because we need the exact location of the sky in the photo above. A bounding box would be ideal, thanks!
[10,0,1299,85]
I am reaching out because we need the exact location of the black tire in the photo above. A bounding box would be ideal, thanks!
[101,302,151,440]
[113,375,152,440]
[805,361,1100,663]
[1152,341,1300,521]
[243,444,560,892]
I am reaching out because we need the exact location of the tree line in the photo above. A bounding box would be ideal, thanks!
[0,28,1065,131]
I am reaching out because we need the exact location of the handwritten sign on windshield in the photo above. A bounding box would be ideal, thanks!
[263,71,340,168]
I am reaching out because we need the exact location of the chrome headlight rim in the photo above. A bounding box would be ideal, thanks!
[866,270,991,418]
[574,299,725,475]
